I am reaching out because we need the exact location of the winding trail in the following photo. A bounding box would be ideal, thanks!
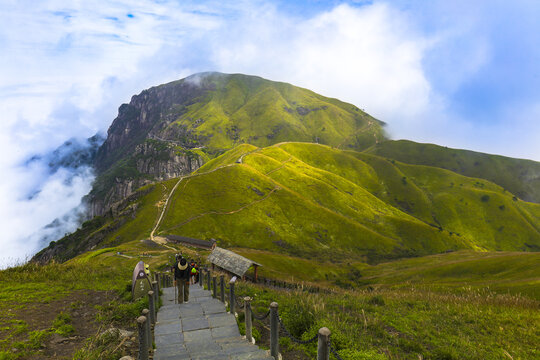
[336,120,375,150]
[161,187,280,233]
[150,158,252,241]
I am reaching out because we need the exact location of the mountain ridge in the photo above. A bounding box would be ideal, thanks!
[89,72,385,217]
[34,142,540,264]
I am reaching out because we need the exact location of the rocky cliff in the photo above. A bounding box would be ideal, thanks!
[88,78,212,216]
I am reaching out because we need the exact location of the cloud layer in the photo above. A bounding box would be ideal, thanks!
[1,0,539,265]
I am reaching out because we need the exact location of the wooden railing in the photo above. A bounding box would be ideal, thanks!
[199,268,342,360]
[135,269,342,360]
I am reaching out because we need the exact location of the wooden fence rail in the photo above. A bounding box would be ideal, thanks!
[199,268,338,360]
[135,268,339,360]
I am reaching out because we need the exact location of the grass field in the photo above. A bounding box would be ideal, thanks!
[3,241,539,359]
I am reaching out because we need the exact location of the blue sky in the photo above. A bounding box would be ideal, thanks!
[0,0,539,265]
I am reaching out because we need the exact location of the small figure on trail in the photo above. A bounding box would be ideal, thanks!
[174,257,191,303]
[190,260,198,284]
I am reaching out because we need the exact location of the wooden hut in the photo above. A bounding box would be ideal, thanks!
[207,247,261,281]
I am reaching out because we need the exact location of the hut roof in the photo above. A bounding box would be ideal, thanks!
[207,247,261,277]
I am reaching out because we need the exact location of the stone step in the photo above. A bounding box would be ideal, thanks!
[154,285,273,360]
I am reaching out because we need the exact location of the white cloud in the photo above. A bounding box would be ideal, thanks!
[1,0,539,265]
[211,3,434,122]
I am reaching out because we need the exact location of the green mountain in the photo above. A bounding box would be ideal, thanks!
[36,142,540,264]
[90,72,384,216]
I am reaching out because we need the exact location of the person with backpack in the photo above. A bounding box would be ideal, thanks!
[190,261,198,284]
[173,256,191,303]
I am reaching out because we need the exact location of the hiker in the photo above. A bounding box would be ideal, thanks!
[174,257,191,303]
[194,262,200,283]
[170,253,181,273]
[190,260,198,284]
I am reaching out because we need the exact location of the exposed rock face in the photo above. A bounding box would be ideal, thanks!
[134,140,203,181]
[89,77,213,216]
[94,79,209,173]
[88,140,203,217]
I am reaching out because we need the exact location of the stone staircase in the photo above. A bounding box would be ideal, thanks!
[154,285,274,360]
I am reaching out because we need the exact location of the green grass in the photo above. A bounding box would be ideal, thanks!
[369,139,540,203]
[4,223,539,359]
[234,279,539,360]
[0,244,176,359]
[233,248,540,300]
[167,73,382,152]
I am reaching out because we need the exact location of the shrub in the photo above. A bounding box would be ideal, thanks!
[280,301,315,338]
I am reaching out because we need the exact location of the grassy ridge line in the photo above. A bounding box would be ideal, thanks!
[369,139,540,203]
[251,144,539,250]
[159,145,462,258]
[240,152,465,256]
[36,142,539,265]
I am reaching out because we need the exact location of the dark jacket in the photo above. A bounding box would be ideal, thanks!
[174,261,191,281]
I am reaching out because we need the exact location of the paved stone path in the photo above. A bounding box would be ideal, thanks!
[154,285,273,360]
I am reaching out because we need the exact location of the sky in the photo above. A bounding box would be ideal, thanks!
[0,0,539,266]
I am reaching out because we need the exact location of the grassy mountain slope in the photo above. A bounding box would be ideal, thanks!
[37,142,540,265]
[369,139,540,203]
[162,73,385,151]
[152,143,540,261]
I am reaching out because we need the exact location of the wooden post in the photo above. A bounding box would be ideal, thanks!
[152,281,158,307]
[142,309,151,351]
[254,265,258,281]
[137,316,148,360]
[148,291,155,326]
[199,269,203,289]
[229,278,236,315]
[270,302,279,359]
[155,273,160,293]
[212,276,217,298]
[244,297,252,343]
[220,275,225,303]
[199,268,203,287]
[207,271,211,291]
[317,327,331,360]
